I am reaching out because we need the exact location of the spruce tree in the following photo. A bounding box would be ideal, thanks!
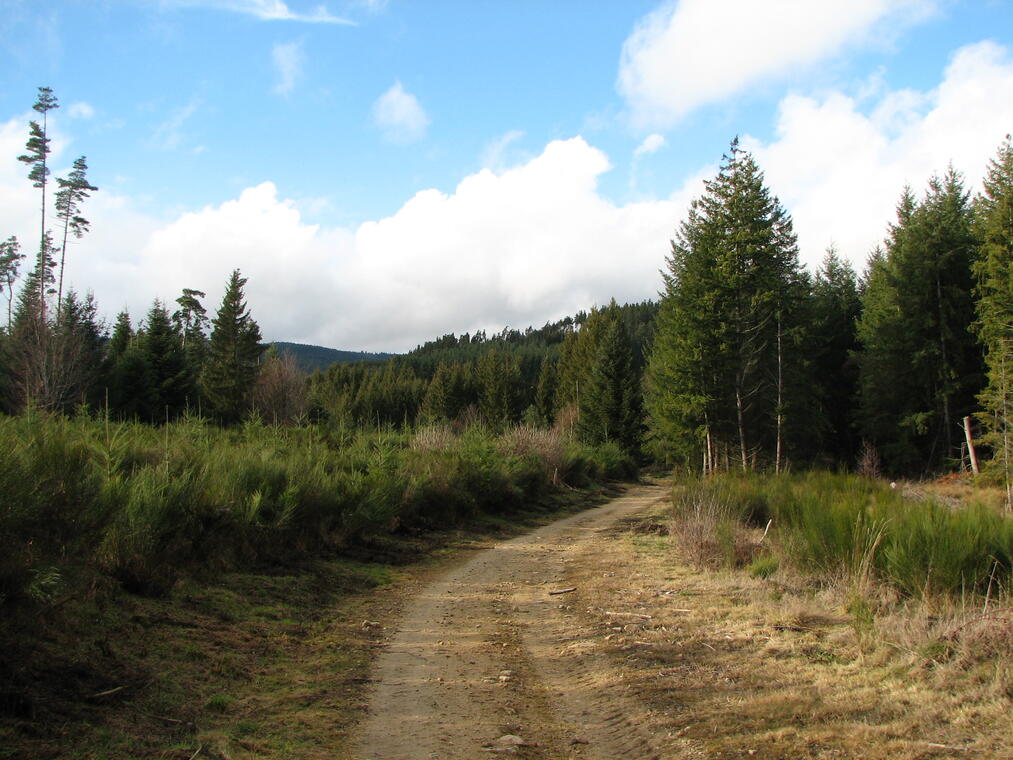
[974,136,1013,505]
[644,139,804,471]
[534,356,557,425]
[202,270,264,424]
[141,300,191,421]
[857,171,982,474]
[477,350,521,428]
[810,247,861,464]
[578,304,642,451]
[108,310,133,360]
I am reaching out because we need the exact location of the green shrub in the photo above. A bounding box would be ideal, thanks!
[669,471,1013,602]
[0,415,632,607]
[748,554,779,579]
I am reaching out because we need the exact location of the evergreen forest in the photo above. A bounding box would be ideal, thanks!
[2,87,1013,642]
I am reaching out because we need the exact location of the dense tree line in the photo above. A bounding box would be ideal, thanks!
[306,301,657,443]
[0,88,268,425]
[644,135,1013,491]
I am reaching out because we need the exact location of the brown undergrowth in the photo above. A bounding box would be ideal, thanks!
[554,502,1012,759]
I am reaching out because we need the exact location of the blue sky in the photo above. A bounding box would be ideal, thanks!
[2,0,1013,351]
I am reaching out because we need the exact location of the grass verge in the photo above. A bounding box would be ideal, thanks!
[0,484,618,760]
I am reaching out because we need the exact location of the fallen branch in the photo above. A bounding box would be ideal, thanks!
[139,712,188,725]
[604,611,652,619]
[925,742,970,752]
[89,685,126,699]
[188,745,203,760]
[548,587,576,596]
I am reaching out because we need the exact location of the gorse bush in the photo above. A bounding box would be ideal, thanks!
[672,472,1013,600]
[0,413,632,606]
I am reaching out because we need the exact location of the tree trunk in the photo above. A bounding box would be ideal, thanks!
[736,386,748,472]
[775,316,784,475]
[963,415,979,474]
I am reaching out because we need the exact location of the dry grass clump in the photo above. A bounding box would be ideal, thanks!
[598,500,1013,759]
[409,423,457,452]
[496,425,566,471]
[668,491,759,569]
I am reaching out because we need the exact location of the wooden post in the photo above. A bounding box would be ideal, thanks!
[963,415,980,475]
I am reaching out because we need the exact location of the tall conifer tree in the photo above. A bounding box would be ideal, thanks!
[53,156,98,322]
[645,140,804,471]
[974,137,1013,505]
[17,87,59,320]
[202,270,263,424]
[858,171,982,473]
[0,236,23,331]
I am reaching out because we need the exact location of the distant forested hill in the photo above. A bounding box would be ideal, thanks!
[305,300,660,430]
[270,342,395,372]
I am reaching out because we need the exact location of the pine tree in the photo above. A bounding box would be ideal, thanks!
[17,87,59,320]
[0,236,23,331]
[202,270,264,424]
[53,156,98,321]
[974,136,1013,506]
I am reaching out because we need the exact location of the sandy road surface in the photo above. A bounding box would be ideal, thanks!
[352,484,672,760]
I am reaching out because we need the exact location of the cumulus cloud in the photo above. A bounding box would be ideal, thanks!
[634,133,666,158]
[122,139,681,351]
[618,0,937,128]
[272,40,304,95]
[166,0,353,24]
[744,40,1013,271]
[372,82,429,144]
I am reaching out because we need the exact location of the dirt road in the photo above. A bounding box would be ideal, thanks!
[352,484,672,760]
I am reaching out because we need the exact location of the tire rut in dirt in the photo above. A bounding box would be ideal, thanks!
[514,500,670,759]
[352,486,669,760]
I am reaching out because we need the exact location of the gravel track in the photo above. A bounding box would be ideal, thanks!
[352,484,672,760]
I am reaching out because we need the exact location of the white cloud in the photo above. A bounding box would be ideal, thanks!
[131,139,682,351]
[633,133,666,158]
[2,137,683,352]
[150,99,200,150]
[372,82,429,144]
[166,0,354,24]
[618,0,937,128]
[744,40,1013,271]
[67,102,95,119]
[272,41,304,95]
